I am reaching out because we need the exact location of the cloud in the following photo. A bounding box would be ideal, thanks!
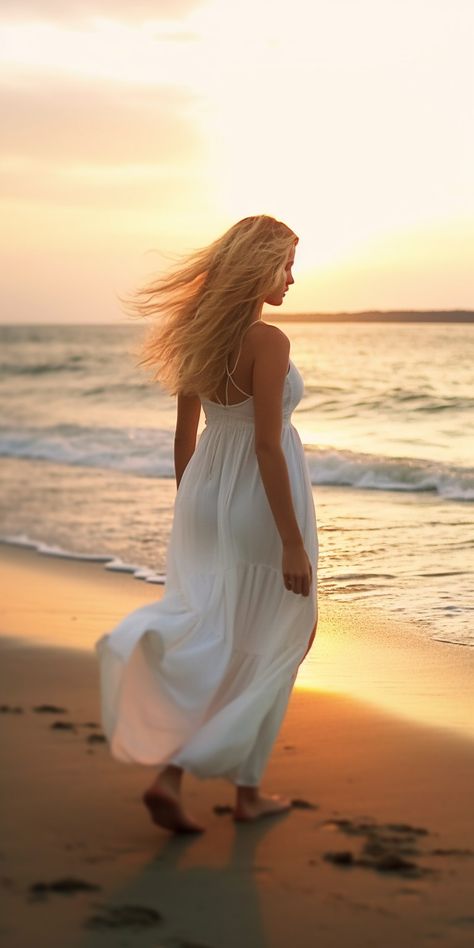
[0,74,205,207]
[2,75,201,165]
[0,11,213,223]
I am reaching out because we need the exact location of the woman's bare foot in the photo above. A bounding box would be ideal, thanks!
[234,788,292,823]
[143,765,204,834]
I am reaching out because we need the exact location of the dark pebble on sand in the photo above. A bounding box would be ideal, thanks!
[213,804,233,815]
[291,798,318,810]
[33,704,67,713]
[322,817,435,877]
[385,822,428,836]
[325,818,375,835]
[323,850,355,866]
[84,904,163,930]
[362,837,417,858]
[50,721,76,731]
[364,852,420,873]
[30,877,101,897]
[0,704,23,713]
[325,817,429,844]
[323,849,423,875]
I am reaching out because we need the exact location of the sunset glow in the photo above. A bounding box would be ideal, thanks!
[1,0,473,321]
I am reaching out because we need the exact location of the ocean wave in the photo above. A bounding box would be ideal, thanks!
[0,356,85,376]
[303,387,474,414]
[0,534,165,584]
[305,447,474,501]
[0,424,174,477]
[0,424,472,501]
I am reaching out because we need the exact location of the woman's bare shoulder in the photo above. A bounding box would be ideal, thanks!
[249,321,290,347]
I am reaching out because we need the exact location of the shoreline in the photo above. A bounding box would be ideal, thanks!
[1,541,473,741]
[3,311,474,325]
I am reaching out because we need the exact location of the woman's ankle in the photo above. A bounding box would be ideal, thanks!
[162,764,183,786]
[147,764,183,794]
[236,784,260,803]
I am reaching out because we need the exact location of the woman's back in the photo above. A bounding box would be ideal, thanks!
[207,320,262,406]
[208,321,289,407]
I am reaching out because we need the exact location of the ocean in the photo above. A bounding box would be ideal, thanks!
[1,321,472,647]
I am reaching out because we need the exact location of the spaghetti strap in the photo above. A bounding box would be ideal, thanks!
[222,319,262,405]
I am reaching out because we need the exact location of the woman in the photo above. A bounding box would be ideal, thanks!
[96,215,318,833]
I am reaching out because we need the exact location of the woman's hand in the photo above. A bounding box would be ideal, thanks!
[282,542,313,596]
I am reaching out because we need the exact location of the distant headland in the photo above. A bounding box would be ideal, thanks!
[270,310,474,323]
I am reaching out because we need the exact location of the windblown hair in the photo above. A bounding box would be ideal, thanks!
[121,215,298,398]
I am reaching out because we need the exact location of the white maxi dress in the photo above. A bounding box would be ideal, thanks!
[96,328,318,786]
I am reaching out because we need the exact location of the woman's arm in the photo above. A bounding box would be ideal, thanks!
[174,393,201,488]
[253,325,312,595]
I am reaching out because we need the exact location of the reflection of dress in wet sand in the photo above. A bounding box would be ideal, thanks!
[96,332,318,787]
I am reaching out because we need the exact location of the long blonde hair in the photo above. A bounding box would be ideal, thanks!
[122,215,298,398]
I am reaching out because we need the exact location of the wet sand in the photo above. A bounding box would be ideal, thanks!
[1,544,473,947]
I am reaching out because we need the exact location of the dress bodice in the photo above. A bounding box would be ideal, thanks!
[201,359,304,427]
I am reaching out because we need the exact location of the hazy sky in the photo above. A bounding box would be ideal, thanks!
[1,0,473,322]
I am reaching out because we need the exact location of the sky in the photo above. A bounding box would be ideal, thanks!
[1,0,473,323]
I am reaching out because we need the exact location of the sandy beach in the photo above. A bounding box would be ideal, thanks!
[1,543,474,948]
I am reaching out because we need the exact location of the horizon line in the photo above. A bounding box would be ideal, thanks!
[1,309,473,327]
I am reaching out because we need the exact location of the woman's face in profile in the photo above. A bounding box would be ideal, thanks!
[264,245,296,306]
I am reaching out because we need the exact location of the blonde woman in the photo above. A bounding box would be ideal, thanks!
[96,215,318,833]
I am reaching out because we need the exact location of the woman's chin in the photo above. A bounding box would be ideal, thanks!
[266,296,284,307]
